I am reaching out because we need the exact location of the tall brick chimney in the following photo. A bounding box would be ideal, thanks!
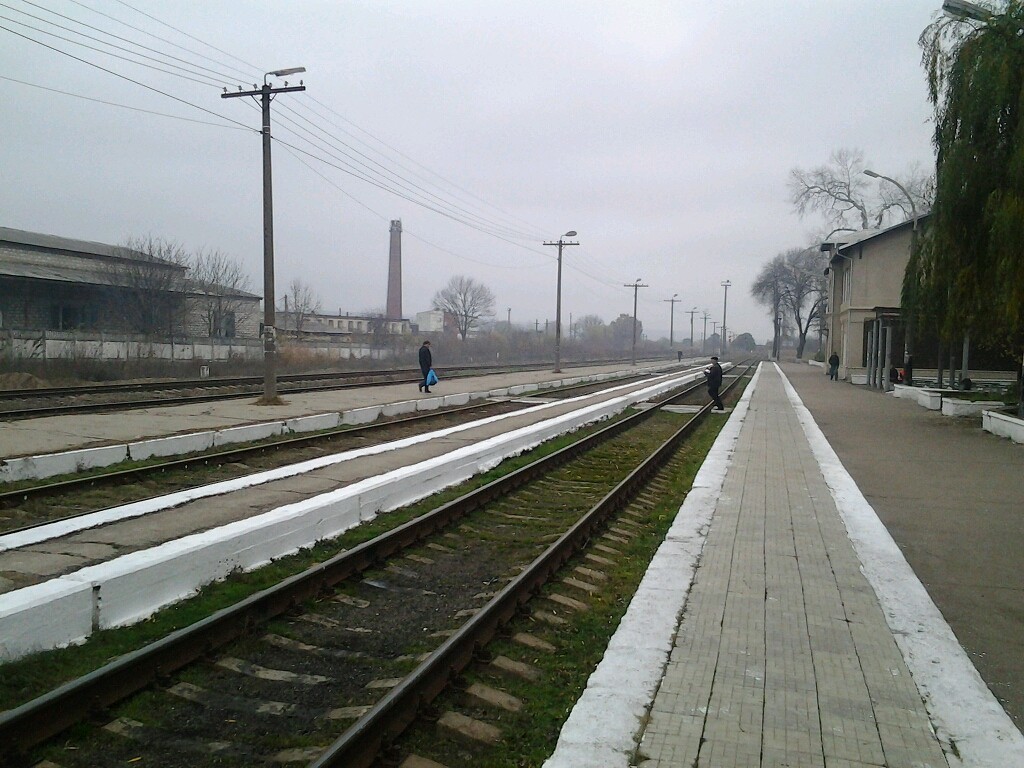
[386,219,402,320]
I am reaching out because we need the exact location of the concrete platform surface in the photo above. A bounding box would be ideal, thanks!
[0,362,680,463]
[544,363,1024,768]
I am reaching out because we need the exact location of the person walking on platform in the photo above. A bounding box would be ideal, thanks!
[828,351,840,381]
[705,355,724,410]
[417,340,433,393]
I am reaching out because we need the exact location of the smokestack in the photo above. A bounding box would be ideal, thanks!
[386,219,403,320]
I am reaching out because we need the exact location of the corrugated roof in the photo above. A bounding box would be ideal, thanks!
[0,227,261,300]
[0,226,166,263]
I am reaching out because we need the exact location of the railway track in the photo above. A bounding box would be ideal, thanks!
[0,365,750,768]
[0,358,671,420]
[0,374,656,530]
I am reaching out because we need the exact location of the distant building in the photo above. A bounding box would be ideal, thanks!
[278,310,411,339]
[415,309,458,336]
[822,215,927,385]
[0,226,261,361]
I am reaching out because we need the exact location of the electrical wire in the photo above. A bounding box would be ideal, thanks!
[0,12,226,88]
[0,74,249,129]
[0,22,254,131]
[9,0,241,84]
[277,142,548,270]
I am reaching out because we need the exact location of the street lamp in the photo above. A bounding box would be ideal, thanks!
[720,280,731,357]
[864,168,921,381]
[942,0,990,21]
[543,231,578,372]
[864,169,918,225]
[222,66,306,403]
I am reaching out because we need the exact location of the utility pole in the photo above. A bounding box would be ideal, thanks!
[543,231,578,372]
[506,307,511,328]
[702,311,709,355]
[686,307,699,356]
[624,280,648,366]
[222,67,306,403]
[663,293,679,348]
[720,279,731,358]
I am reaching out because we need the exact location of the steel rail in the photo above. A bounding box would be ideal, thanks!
[309,364,753,767]
[0,357,676,419]
[0,355,674,401]
[0,373,660,513]
[0,364,749,760]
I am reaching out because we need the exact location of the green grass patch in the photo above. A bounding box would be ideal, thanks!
[0,407,639,711]
[392,406,736,767]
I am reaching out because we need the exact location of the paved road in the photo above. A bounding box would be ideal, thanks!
[783,361,1024,729]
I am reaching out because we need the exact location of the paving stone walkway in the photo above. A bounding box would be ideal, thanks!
[637,365,948,768]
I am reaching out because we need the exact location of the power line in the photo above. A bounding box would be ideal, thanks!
[9,0,241,84]
[278,142,548,270]
[0,74,249,129]
[0,12,226,88]
[0,23,254,131]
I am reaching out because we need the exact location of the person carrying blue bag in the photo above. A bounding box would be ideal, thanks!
[418,340,435,393]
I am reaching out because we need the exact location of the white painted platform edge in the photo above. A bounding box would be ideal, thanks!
[777,364,1024,768]
[0,370,698,553]
[542,363,761,768]
[0,368,703,659]
[0,363,688,483]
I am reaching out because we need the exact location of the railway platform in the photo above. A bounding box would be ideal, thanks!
[0,360,681,482]
[544,362,1024,768]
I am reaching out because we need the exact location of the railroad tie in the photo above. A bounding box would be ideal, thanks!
[513,631,556,652]
[437,711,503,746]
[545,592,589,612]
[400,755,449,768]
[490,654,542,682]
[561,576,600,594]
[463,682,523,713]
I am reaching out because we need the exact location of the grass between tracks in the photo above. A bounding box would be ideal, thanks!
[394,410,734,768]
[0,405,646,712]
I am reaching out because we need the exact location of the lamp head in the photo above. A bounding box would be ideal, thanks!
[863,169,881,179]
[564,230,577,237]
[268,66,306,77]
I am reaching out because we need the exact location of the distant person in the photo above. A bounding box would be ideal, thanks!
[677,350,682,362]
[705,356,724,410]
[418,340,433,393]
[904,355,913,387]
[889,365,901,384]
[828,352,840,381]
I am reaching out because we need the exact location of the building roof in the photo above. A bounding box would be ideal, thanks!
[0,226,174,264]
[821,212,931,263]
[1,226,262,300]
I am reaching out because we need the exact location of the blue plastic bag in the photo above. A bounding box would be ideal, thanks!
[426,368,439,386]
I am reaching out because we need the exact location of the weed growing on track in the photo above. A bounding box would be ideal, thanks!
[391,412,735,767]
[0,408,640,712]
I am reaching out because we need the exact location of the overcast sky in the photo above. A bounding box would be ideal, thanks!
[0,1,941,344]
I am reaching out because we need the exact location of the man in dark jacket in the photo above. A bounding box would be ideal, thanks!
[418,340,432,393]
[706,356,724,410]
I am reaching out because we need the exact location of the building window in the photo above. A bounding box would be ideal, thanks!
[49,304,97,330]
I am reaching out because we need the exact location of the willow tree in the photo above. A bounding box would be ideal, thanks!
[917,1,1024,413]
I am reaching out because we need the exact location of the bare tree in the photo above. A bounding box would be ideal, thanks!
[789,148,932,232]
[432,275,496,340]
[782,247,828,359]
[281,279,322,336]
[107,236,190,338]
[751,254,788,358]
[189,248,253,338]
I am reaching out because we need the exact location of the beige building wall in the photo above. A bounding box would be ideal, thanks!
[827,223,915,384]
